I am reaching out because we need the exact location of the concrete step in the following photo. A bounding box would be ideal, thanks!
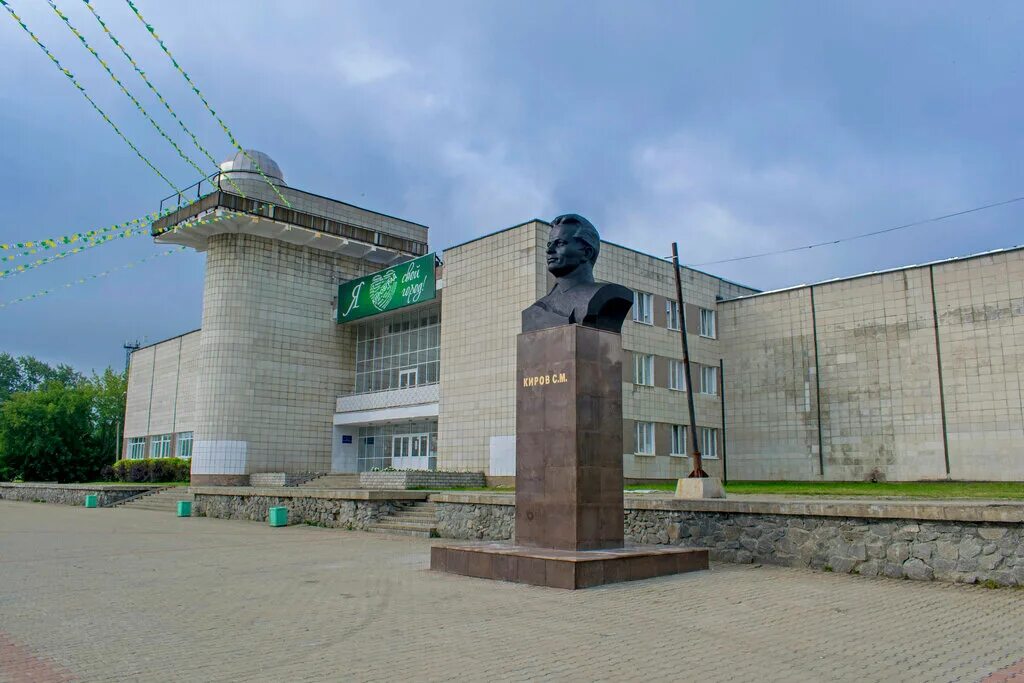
[369,520,437,532]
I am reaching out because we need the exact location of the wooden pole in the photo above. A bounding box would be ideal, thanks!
[671,243,707,478]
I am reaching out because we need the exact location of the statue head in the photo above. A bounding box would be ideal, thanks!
[546,213,600,279]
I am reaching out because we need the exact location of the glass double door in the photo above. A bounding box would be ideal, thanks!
[391,433,431,470]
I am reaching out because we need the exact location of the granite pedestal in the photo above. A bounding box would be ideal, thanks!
[431,325,708,588]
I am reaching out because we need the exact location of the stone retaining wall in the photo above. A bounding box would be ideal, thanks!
[193,494,397,529]
[0,483,156,507]
[430,494,1024,586]
[249,472,322,487]
[358,471,486,490]
[190,487,428,530]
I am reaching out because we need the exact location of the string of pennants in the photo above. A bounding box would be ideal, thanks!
[0,212,236,280]
[80,0,249,200]
[0,0,181,192]
[0,211,241,309]
[0,246,186,310]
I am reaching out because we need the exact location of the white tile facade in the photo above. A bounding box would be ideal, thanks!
[720,248,1024,481]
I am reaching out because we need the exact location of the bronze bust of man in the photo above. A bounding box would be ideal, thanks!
[522,214,634,334]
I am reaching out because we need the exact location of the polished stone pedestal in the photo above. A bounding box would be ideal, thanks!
[431,542,708,589]
[430,324,709,589]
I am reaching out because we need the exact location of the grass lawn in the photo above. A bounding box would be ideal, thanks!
[80,481,192,487]
[623,480,1024,499]
[422,481,1024,499]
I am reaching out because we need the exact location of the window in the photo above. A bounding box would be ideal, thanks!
[150,434,172,458]
[666,300,681,331]
[176,432,193,459]
[700,365,718,395]
[633,354,654,386]
[635,422,655,455]
[699,307,717,338]
[670,424,688,456]
[354,304,440,393]
[127,437,145,460]
[398,368,418,389]
[668,359,687,391]
[700,427,719,458]
[632,291,653,325]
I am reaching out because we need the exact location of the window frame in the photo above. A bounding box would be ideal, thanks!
[634,421,655,455]
[668,359,687,392]
[700,426,719,459]
[699,307,717,339]
[633,353,654,386]
[176,431,193,459]
[150,433,172,458]
[632,291,653,325]
[127,437,145,460]
[699,365,718,395]
[666,300,681,331]
[670,424,688,456]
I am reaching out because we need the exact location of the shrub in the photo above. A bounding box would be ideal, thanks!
[109,458,190,483]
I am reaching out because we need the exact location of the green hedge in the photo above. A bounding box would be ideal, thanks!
[102,458,191,483]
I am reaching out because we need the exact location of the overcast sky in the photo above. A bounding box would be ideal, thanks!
[1,1,1022,372]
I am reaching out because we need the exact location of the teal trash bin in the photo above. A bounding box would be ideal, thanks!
[268,507,288,527]
[177,501,192,517]
[84,494,98,508]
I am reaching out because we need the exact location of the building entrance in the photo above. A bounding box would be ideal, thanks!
[391,433,430,470]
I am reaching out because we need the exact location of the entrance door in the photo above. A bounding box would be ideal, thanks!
[391,433,430,470]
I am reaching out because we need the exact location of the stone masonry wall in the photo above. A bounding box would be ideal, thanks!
[625,510,1024,586]
[436,502,515,540]
[358,471,485,489]
[192,493,400,530]
[431,497,1023,586]
[0,484,155,507]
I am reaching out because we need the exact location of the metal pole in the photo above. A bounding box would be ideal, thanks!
[719,358,727,485]
[672,242,706,478]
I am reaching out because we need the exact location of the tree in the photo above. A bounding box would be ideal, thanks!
[0,353,85,407]
[0,382,104,482]
[90,368,127,461]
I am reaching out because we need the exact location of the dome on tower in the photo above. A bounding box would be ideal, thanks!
[219,149,285,185]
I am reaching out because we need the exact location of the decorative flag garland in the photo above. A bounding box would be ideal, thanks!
[80,0,249,201]
[0,228,139,279]
[0,216,149,256]
[0,0,179,192]
[0,192,211,256]
[46,0,209,183]
[0,210,242,309]
[124,0,293,209]
[0,211,238,280]
[0,247,186,309]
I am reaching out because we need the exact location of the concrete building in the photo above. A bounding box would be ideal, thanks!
[123,151,1024,482]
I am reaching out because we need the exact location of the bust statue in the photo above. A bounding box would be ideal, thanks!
[522,214,634,334]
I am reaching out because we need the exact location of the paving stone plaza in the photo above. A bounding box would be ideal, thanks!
[2,500,1022,682]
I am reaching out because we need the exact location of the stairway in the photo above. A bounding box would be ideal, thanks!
[366,502,438,538]
[300,473,362,489]
[115,488,193,513]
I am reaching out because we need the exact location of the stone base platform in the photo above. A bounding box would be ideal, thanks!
[430,542,708,589]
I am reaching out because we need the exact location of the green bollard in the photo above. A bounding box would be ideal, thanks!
[84,494,98,508]
[268,506,288,527]
[177,501,192,517]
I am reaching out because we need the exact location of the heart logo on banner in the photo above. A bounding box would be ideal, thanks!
[369,269,398,311]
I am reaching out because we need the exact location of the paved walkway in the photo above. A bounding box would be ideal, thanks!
[1,500,1022,682]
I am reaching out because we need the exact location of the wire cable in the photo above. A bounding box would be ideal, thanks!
[689,195,1024,267]
[0,0,179,192]
[46,0,208,183]
[80,0,249,200]
[124,0,294,208]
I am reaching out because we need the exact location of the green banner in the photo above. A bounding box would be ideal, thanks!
[337,253,436,323]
